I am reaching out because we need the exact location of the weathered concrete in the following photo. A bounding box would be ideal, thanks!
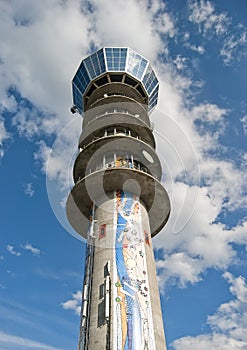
[73,136,162,182]
[66,168,170,239]
[84,195,167,350]
[66,47,170,350]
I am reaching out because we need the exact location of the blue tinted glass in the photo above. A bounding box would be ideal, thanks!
[142,64,158,94]
[126,49,148,80]
[72,62,90,94]
[105,47,127,71]
[72,83,83,113]
[83,48,106,79]
[148,85,159,110]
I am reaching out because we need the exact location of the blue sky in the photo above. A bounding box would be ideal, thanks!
[0,0,247,349]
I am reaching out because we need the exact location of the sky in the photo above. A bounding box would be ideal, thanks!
[0,0,247,349]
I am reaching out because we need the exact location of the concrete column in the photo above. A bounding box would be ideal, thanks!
[83,191,166,350]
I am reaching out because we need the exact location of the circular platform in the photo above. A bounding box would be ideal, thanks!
[73,135,162,183]
[66,168,170,239]
[79,112,155,149]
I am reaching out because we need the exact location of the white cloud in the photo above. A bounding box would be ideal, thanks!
[34,120,79,190]
[0,149,4,158]
[155,11,176,38]
[209,272,247,326]
[12,106,41,139]
[171,273,247,349]
[6,245,21,257]
[0,118,10,144]
[0,0,86,169]
[185,43,205,54]
[192,103,228,124]
[155,174,247,288]
[0,117,10,158]
[156,252,203,288]
[0,94,17,113]
[24,183,35,197]
[33,141,51,173]
[220,31,247,65]
[188,0,247,65]
[88,0,175,60]
[172,334,246,350]
[182,32,190,41]
[188,0,230,36]
[11,100,62,141]
[173,55,187,70]
[199,158,247,211]
[0,331,62,350]
[61,290,82,316]
[241,115,247,135]
[190,103,229,144]
[23,243,41,256]
[0,0,94,144]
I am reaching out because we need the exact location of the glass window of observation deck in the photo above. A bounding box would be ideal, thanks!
[142,64,158,94]
[105,48,127,71]
[83,49,106,79]
[127,49,148,80]
[73,62,91,94]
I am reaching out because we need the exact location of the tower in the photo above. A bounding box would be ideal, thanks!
[66,47,170,350]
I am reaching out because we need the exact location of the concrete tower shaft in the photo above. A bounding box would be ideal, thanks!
[66,48,170,350]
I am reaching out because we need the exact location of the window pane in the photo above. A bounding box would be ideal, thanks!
[126,49,148,80]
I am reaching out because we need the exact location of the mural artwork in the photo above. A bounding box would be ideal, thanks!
[114,190,155,350]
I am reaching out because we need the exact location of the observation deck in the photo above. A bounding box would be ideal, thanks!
[71,47,159,114]
[66,47,170,239]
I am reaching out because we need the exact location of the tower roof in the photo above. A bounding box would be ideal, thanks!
[72,47,159,114]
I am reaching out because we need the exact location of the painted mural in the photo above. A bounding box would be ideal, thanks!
[114,190,155,350]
